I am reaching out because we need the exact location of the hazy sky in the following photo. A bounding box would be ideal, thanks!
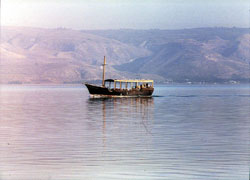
[1,0,250,29]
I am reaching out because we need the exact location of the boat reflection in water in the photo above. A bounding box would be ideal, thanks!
[87,97,154,147]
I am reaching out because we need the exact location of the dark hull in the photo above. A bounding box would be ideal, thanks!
[85,83,154,97]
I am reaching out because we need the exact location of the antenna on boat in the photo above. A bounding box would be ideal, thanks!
[102,56,106,87]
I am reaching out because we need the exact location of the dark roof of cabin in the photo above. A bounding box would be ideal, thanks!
[105,79,115,82]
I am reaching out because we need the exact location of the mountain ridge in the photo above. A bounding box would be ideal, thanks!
[1,26,249,84]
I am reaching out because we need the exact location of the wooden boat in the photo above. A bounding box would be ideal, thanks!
[85,56,154,97]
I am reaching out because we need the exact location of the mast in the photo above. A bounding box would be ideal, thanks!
[102,56,106,87]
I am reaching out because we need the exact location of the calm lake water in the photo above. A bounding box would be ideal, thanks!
[0,84,249,180]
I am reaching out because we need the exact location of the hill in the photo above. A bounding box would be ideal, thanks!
[0,27,150,84]
[1,27,249,84]
[85,28,250,83]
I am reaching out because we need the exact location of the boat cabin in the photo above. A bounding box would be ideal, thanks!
[104,79,154,90]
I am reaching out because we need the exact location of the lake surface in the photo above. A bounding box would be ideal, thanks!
[0,84,249,180]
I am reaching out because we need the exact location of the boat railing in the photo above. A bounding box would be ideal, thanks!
[104,79,154,90]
